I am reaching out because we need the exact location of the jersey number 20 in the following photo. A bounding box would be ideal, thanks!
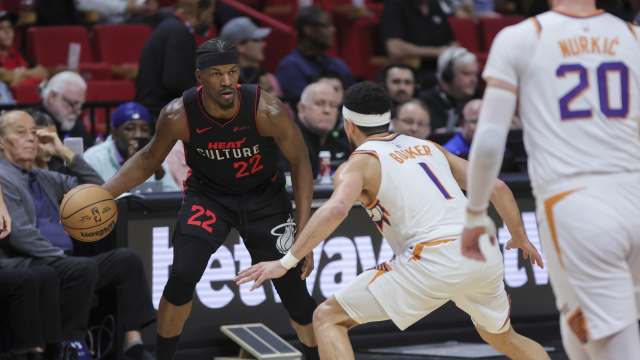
[557,61,629,120]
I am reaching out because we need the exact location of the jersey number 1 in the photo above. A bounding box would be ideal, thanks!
[557,61,629,120]
[418,162,453,199]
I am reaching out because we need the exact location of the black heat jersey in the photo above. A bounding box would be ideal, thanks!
[182,84,280,194]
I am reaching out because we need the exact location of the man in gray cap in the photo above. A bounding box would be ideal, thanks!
[220,17,275,87]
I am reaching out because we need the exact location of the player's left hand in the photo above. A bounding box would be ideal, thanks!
[234,260,287,291]
[300,252,314,280]
[505,237,544,269]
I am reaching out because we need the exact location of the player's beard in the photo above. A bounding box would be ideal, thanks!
[216,88,236,110]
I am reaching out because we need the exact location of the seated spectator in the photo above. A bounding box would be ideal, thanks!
[391,99,431,139]
[295,81,349,178]
[380,0,455,89]
[444,98,479,158]
[135,0,214,119]
[30,109,104,185]
[0,11,47,92]
[84,102,179,191]
[381,64,416,116]
[36,71,92,149]
[219,17,273,85]
[0,110,156,360]
[276,5,354,108]
[74,0,159,24]
[420,46,478,132]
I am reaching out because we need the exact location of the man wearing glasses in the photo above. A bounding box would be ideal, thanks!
[35,71,92,149]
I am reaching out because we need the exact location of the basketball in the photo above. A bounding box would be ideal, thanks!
[59,184,118,242]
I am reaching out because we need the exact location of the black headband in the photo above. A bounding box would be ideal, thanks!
[196,50,238,69]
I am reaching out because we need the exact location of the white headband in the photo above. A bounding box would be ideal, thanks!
[342,107,390,127]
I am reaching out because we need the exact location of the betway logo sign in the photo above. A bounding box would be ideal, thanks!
[151,212,548,309]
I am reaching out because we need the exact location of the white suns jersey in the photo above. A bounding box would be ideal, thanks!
[354,134,466,255]
[483,11,640,195]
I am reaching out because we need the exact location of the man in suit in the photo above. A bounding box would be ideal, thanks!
[0,110,155,360]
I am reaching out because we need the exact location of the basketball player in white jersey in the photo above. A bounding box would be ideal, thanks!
[461,1,640,359]
[235,82,549,360]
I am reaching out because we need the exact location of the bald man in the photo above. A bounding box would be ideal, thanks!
[444,99,480,158]
[296,81,351,178]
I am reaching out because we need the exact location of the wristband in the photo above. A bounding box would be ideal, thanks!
[279,251,300,270]
[464,209,487,228]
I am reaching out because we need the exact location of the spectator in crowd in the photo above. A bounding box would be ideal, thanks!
[30,109,104,185]
[381,64,416,115]
[391,99,431,139]
[84,102,179,191]
[295,81,349,178]
[420,46,478,132]
[36,71,93,149]
[0,144,62,360]
[0,110,156,360]
[443,98,479,158]
[219,17,272,84]
[135,0,215,118]
[74,0,159,24]
[380,0,455,89]
[0,11,47,95]
[276,5,354,108]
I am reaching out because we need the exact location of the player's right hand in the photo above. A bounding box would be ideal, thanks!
[235,260,287,291]
[461,211,496,262]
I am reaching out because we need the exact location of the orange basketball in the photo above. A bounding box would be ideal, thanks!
[59,184,118,242]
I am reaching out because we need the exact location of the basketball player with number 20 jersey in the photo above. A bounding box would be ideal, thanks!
[236,82,549,360]
[462,1,640,359]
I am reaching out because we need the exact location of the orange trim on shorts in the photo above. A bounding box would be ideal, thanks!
[567,307,590,343]
[410,238,457,261]
[543,189,580,268]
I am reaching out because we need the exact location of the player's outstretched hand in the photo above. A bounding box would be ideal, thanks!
[505,237,544,269]
[300,252,314,280]
[235,260,287,291]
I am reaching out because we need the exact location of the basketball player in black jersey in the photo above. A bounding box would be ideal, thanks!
[102,39,318,360]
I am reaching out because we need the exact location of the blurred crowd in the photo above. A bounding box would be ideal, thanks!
[0,0,639,358]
